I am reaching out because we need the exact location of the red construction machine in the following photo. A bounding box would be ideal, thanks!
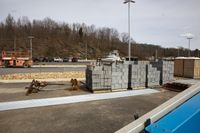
[0,50,33,68]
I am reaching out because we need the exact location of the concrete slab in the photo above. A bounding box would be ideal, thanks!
[0,89,159,111]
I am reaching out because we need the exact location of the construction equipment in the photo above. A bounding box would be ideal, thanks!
[25,79,80,95]
[0,50,33,68]
[0,59,2,67]
[25,80,65,95]
[25,79,47,95]
[70,78,80,90]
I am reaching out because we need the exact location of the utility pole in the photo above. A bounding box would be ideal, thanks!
[178,48,179,57]
[155,49,158,61]
[85,43,88,61]
[124,0,135,62]
[14,36,16,52]
[187,37,193,57]
[28,36,34,59]
[177,47,180,57]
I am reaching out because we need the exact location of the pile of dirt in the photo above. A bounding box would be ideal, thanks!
[0,72,85,80]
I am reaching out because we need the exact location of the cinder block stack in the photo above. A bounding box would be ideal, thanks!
[151,61,174,85]
[86,65,105,91]
[102,64,112,89]
[86,60,174,92]
[86,66,92,90]
[131,63,146,89]
[134,61,150,65]
[111,63,129,90]
[146,64,160,87]
[161,61,174,84]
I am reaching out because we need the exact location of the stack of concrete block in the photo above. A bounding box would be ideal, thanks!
[146,64,160,87]
[161,61,174,84]
[133,61,150,65]
[102,64,112,89]
[86,60,174,92]
[86,65,104,91]
[85,66,92,90]
[111,63,128,90]
[130,63,146,89]
[151,61,174,85]
[86,62,129,91]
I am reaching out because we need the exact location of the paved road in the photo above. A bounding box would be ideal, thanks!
[33,60,95,65]
[0,61,93,75]
[0,67,86,75]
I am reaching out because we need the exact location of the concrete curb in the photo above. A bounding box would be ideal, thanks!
[0,78,85,83]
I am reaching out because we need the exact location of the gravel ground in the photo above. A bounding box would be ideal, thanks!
[0,67,86,75]
[0,71,85,80]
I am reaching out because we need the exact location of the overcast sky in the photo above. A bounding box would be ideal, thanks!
[0,0,200,49]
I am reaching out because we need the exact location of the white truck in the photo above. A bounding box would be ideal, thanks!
[101,50,122,62]
[53,57,63,62]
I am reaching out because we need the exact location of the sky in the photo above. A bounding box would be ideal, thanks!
[0,0,200,50]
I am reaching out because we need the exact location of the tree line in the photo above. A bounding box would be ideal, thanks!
[0,14,199,59]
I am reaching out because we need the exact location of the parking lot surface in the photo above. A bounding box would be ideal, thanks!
[0,89,177,133]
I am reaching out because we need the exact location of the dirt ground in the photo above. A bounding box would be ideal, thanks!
[0,82,89,102]
[0,86,178,133]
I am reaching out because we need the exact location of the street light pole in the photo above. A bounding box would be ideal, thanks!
[177,46,180,57]
[86,43,87,61]
[14,36,16,52]
[187,37,192,57]
[28,36,34,59]
[124,0,135,62]
[178,48,179,57]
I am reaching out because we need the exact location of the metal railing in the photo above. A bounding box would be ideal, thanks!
[2,51,31,58]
